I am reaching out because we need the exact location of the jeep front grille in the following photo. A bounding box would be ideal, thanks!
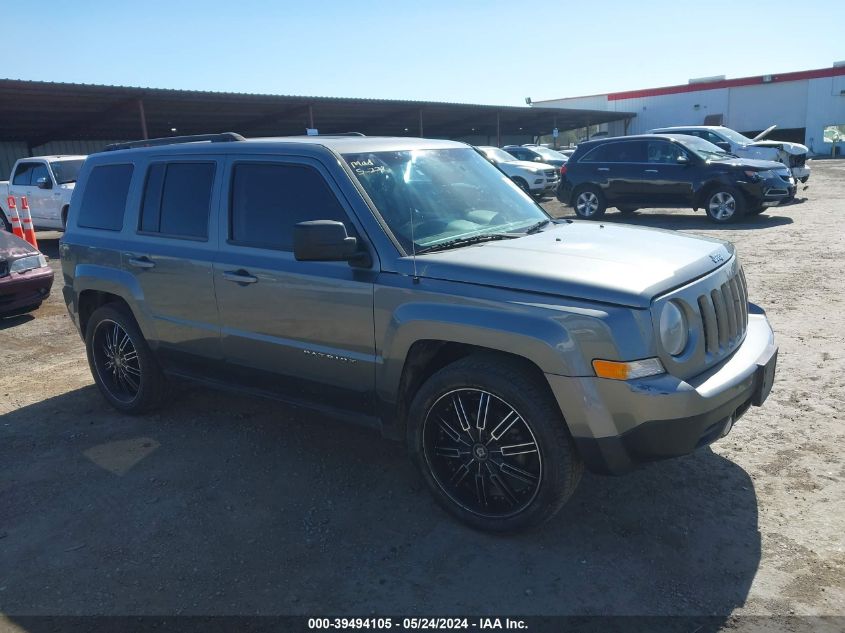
[544,169,557,178]
[697,267,748,356]
[789,154,806,167]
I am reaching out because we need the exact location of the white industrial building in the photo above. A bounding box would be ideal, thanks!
[534,63,845,156]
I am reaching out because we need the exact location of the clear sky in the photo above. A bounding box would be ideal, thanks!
[3,0,843,106]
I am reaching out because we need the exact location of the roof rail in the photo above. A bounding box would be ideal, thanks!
[103,132,245,152]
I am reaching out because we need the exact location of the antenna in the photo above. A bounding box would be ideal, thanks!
[409,205,419,283]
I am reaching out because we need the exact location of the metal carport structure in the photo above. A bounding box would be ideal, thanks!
[0,79,634,153]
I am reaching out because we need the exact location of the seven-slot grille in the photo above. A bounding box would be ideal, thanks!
[544,169,558,179]
[696,267,748,356]
[789,154,807,167]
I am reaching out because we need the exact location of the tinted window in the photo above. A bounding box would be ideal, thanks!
[30,163,50,185]
[50,159,85,184]
[12,162,36,185]
[77,164,133,231]
[646,141,686,163]
[581,141,646,163]
[230,163,349,251]
[139,162,214,239]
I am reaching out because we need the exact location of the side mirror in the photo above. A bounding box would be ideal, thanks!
[715,141,731,152]
[294,220,360,263]
[36,176,52,189]
[676,154,690,165]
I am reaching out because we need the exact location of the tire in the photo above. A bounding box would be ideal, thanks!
[704,186,745,223]
[1,211,10,233]
[407,354,583,532]
[747,205,766,216]
[617,207,638,215]
[85,304,168,414]
[512,178,531,195]
[572,186,606,219]
[799,176,809,184]
[61,206,69,231]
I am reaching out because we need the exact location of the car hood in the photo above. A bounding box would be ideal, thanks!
[0,228,38,258]
[413,222,734,308]
[748,140,808,155]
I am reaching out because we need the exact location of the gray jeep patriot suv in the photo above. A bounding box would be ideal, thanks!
[61,133,777,532]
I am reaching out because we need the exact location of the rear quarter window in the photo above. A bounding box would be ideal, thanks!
[77,164,134,231]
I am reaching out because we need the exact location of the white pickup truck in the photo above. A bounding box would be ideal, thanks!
[0,155,86,232]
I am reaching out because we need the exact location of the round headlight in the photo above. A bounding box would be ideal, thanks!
[660,301,688,356]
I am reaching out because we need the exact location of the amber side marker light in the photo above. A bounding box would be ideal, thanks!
[592,358,665,380]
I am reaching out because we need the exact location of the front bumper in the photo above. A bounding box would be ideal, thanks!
[741,176,795,207]
[546,305,777,474]
[531,176,560,193]
[790,166,810,182]
[0,266,54,316]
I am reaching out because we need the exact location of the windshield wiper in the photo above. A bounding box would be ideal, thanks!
[416,233,515,254]
[523,219,551,234]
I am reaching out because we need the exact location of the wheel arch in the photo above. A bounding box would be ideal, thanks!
[376,302,589,439]
[72,265,155,341]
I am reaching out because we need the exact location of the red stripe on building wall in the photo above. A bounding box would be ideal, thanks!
[606,66,845,101]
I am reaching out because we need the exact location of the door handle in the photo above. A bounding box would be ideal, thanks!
[644,169,659,173]
[223,270,258,285]
[597,167,610,172]
[127,256,155,269]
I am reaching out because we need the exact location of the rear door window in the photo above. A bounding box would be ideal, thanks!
[581,141,646,163]
[77,164,134,231]
[139,162,215,239]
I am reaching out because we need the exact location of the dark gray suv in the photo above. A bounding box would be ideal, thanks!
[61,133,777,532]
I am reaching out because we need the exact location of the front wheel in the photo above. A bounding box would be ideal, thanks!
[85,304,168,413]
[704,187,745,223]
[512,177,531,195]
[407,355,583,532]
[573,186,606,219]
[617,206,638,216]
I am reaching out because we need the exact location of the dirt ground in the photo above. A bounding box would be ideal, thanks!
[1,160,843,625]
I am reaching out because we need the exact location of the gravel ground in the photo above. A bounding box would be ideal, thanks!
[0,160,843,626]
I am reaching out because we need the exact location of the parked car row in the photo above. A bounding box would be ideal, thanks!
[557,131,799,223]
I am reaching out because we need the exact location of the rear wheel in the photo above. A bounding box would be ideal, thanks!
[704,187,745,223]
[573,186,606,220]
[407,355,583,532]
[85,304,168,414]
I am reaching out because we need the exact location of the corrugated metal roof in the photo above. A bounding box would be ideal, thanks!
[0,78,634,145]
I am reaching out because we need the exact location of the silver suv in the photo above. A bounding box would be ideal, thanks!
[61,133,778,532]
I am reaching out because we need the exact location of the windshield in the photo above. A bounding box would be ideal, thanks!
[344,148,549,253]
[716,127,753,145]
[49,159,85,184]
[478,147,516,163]
[530,146,567,161]
[672,135,733,160]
